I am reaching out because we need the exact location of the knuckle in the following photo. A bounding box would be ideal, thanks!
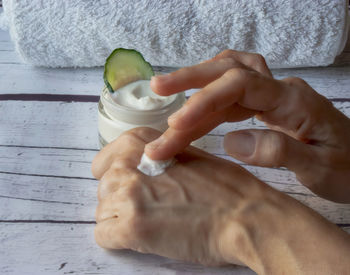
[270,132,288,166]
[178,66,193,76]
[256,131,287,167]
[252,53,266,64]
[187,90,200,104]
[117,132,139,147]
[224,67,249,80]
[91,157,100,179]
[123,127,161,143]
[284,77,308,87]
[95,201,109,223]
[130,127,156,138]
[287,86,306,110]
[218,57,239,68]
[111,156,135,169]
[97,167,135,200]
[220,49,235,57]
[97,169,115,200]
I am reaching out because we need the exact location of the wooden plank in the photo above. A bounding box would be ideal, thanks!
[1,63,350,98]
[0,50,21,64]
[0,146,96,179]
[1,100,349,150]
[0,145,301,191]
[0,40,14,51]
[0,101,100,149]
[1,148,350,223]
[0,30,11,44]
[0,64,102,95]
[0,173,97,221]
[0,223,348,274]
[0,144,310,194]
[0,223,256,275]
[0,28,349,98]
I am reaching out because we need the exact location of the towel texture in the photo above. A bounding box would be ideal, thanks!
[1,0,349,68]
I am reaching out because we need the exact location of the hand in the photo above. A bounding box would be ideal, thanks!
[145,50,350,203]
[92,127,350,274]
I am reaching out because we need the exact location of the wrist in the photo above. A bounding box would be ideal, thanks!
[217,190,350,274]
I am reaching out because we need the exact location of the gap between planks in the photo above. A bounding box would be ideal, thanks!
[2,93,350,103]
[1,220,349,227]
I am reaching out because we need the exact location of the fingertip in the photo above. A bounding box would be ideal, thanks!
[143,146,158,160]
[144,143,169,161]
[144,135,178,161]
[151,75,171,96]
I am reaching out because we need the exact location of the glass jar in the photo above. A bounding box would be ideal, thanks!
[98,84,186,147]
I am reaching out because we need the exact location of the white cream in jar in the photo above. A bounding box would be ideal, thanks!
[98,80,186,147]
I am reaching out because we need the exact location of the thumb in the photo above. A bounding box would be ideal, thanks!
[223,129,316,171]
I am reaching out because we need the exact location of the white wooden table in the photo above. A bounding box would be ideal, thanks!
[1,13,350,275]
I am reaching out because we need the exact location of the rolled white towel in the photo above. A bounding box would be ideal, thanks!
[1,0,349,68]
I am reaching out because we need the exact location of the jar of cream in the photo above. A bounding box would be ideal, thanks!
[98,80,186,147]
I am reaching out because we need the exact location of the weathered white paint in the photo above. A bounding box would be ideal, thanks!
[1,147,350,224]
[1,25,350,275]
[1,101,350,150]
[0,29,350,98]
[0,222,348,275]
[1,63,350,98]
[0,223,256,275]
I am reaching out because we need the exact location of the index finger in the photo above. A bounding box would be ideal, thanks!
[168,69,285,131]
[151,50,272,97]
[151,57,247,95]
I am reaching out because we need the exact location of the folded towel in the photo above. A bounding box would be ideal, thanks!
[1,0,349,68]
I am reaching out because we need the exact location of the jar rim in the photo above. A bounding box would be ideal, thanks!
[100,85,186,124]
[101,85,178,115]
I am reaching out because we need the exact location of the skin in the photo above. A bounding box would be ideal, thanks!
[92,127,350,274]
[145,50,350,203]
[92,51,350,274]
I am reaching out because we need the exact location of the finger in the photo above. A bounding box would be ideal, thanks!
[151,51,272,97]
[260,119,302,141]
[223,129,317,173]
[91,127,161,179]
[167,69,284,131]
[95,218,126,249]
[210,50,272,77]
[150,57,247,96]
[145,106,255,160]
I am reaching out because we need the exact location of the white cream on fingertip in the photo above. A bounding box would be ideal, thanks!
[137,153,175,176]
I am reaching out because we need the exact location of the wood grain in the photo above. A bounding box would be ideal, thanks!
[0,223,349,275]
[0,223,256,275]
[1,21,350,275]
[1,62,350,98]
[1,146,350,224]
[1,100,349,150]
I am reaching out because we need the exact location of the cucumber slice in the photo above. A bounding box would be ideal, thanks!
[103,48,154,93]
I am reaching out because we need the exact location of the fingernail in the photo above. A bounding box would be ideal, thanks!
[146,136,165,151]
[225,132,255,157]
